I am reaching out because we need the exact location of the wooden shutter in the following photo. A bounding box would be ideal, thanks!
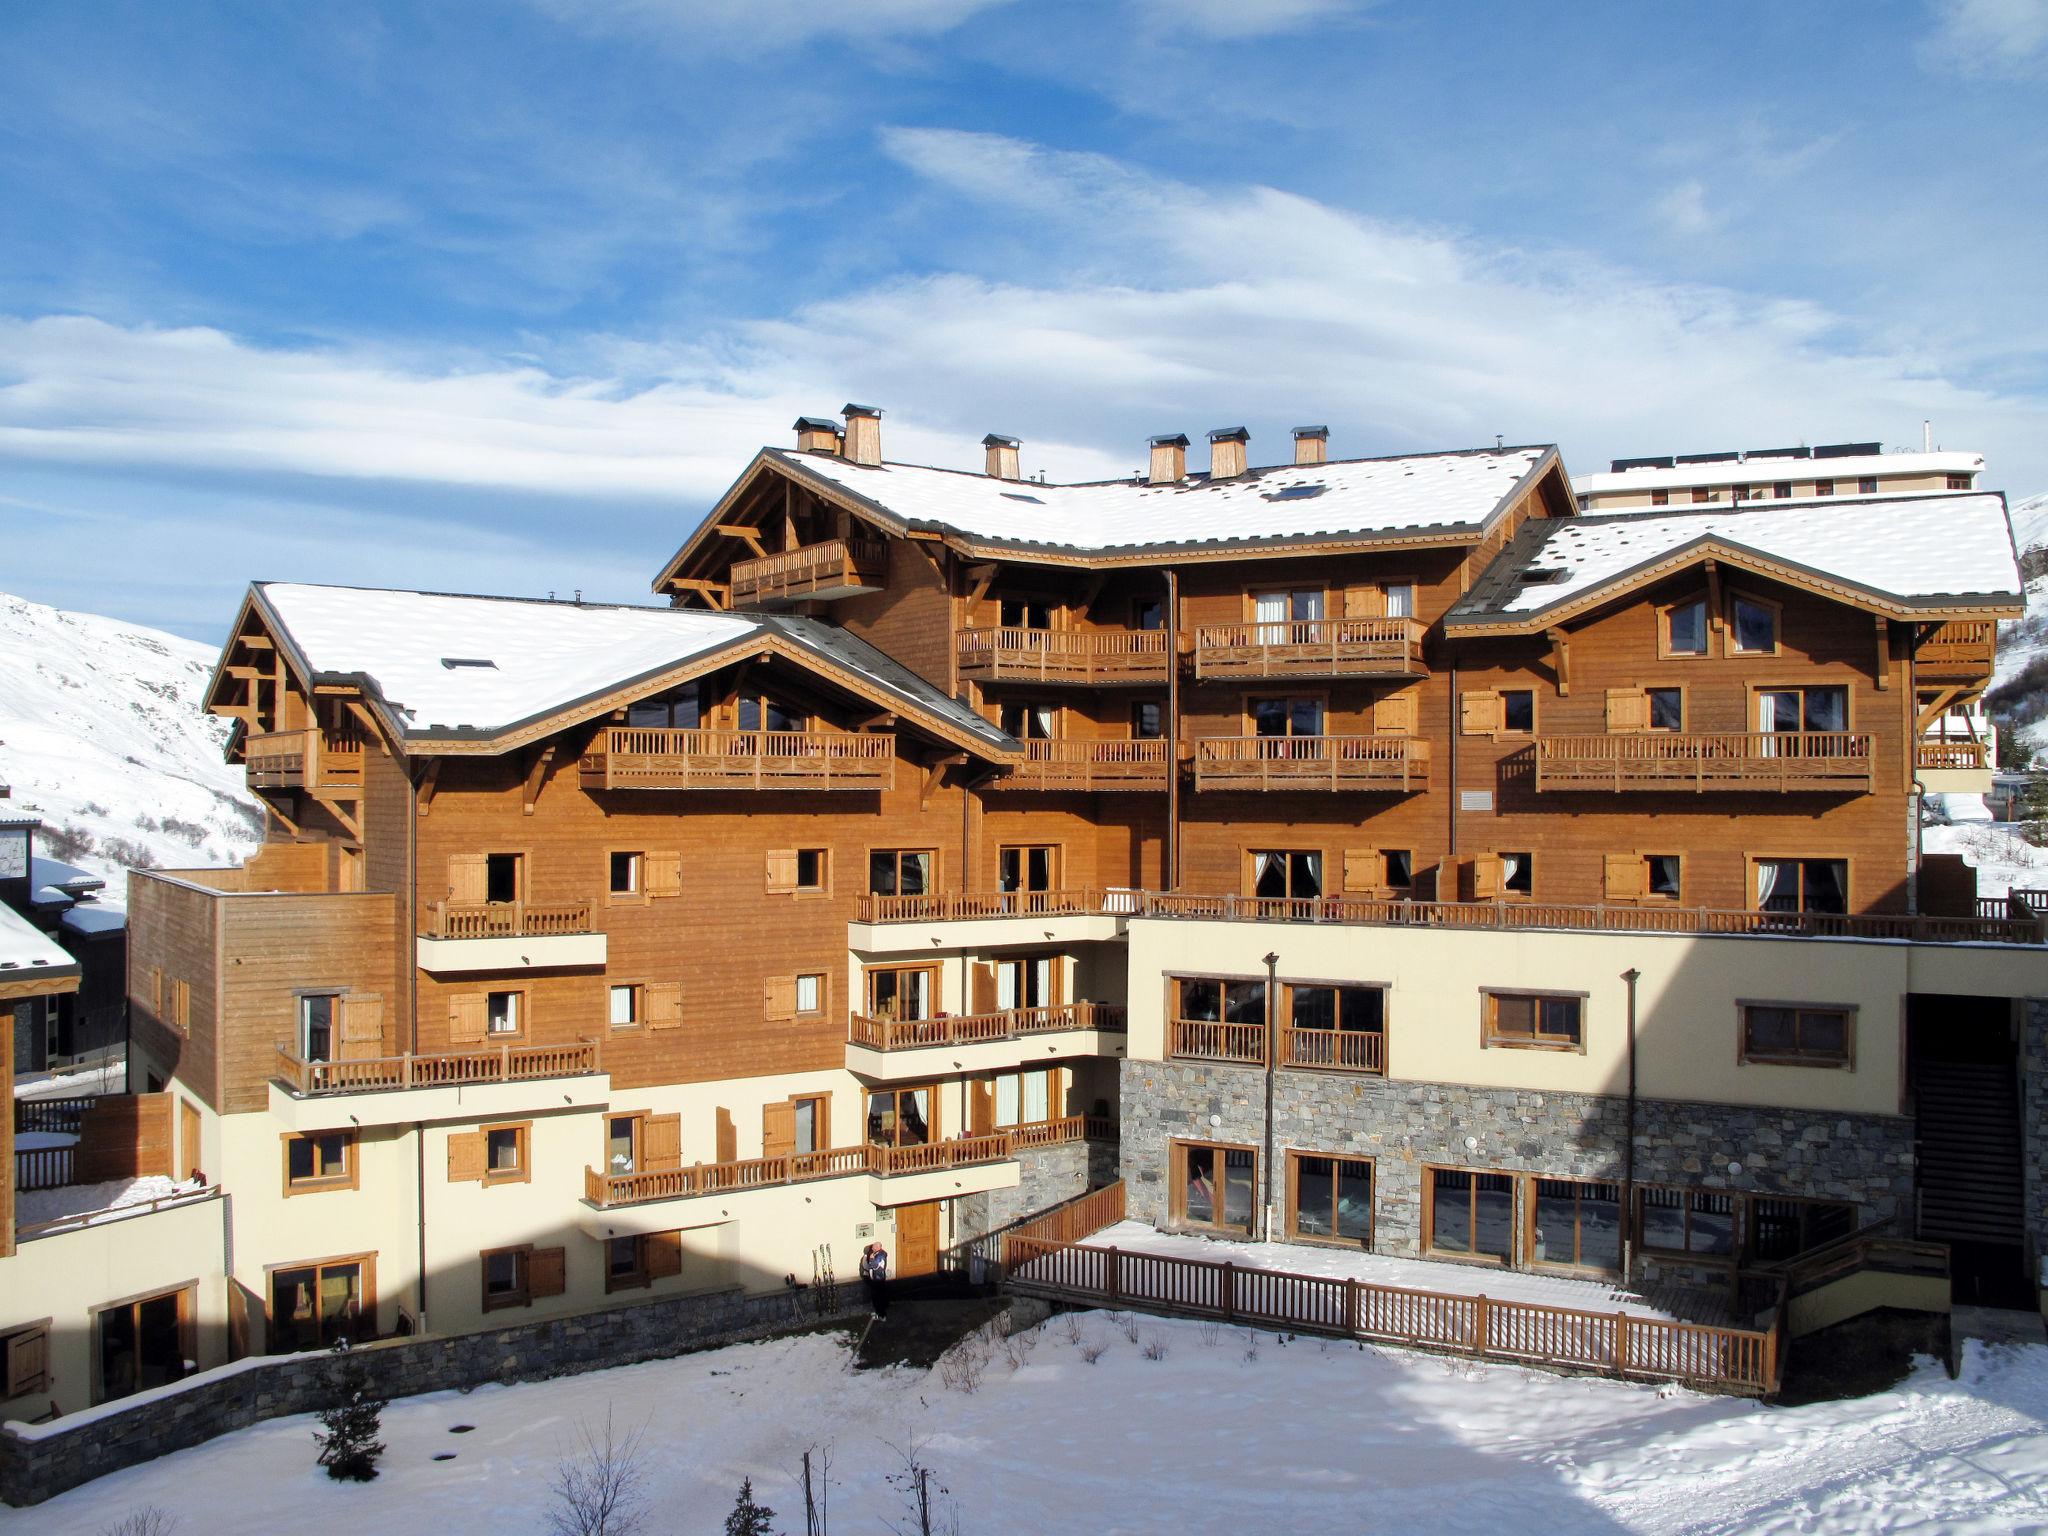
[645,981,682,1030]
[447,853,488,903]
[5,1328,48,1397]
[764,848,799,894]
[1343,585,1381,618]
[763,977,797,1021]
[447,1131,486,1182]
[1605,688,1651,733]
[646,1230,683,1280]
[643,1113,682,1171]
[170,979,191,1031]
[1460,691,1503,735]
[529,1246,566,1299]
[970,963,997,1013]
[715,1107,737,1164]
[449,993,487,1045]
[762,1100,797,1160]
[969,1081,994,1136]
[149,965,163,1018]
[1343,848,1382,894]
[646,851,682,898]
[1604,853,1647,900]
[1373,691,1417,736]
[340,995,385,1059]
[1469,854,1503,900]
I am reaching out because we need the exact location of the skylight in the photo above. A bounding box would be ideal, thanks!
[1000,492,1045,504]
[440,657,499,670]
[1262,485,1326,501]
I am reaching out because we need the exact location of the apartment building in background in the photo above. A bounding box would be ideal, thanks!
[1574,440,1983,512]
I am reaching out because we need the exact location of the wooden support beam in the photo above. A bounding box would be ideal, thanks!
[1705,560,1724,642]
[910,538,946,580]
[1073,574,1106,622]
[921,753,967,810]
[224,665,263,682]
[310,792,362,842]
[416,758,441,818]
[1875,616,1890,691]
[345,701,391,755]
[1546,627,1572,697]
[237,634,275,650]
[783,482,798,554]
[523,744,556,817]
[669,578,730,611]
[1915,685,1963,736]
[263,795,301,838]
[964,563,997,623]
[714,523,768,559]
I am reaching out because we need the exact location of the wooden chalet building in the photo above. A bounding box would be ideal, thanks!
[3,405,2042,1419]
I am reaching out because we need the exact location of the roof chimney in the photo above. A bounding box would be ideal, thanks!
[842,403,883,466]
[1292,425,1328,466]
[982,433,1021,480]
[793,416,842,454]
[1208,426,1249,480]
[1148,433,1189,485]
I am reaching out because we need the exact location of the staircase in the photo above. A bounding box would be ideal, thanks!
[1914,1059,2025,1245]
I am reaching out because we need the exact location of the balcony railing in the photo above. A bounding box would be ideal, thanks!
[244,727,365,792]
[420,899,596,939]
[730,537,888,606]
[988,738,1170,792]
[274,1039,602,1096]
[855,888,1141,923]
[956,627,1171,685]
[579,726,895,791]
[849,1001,1127,1051]
[1280,1026,1386,1074]
[1168,1018,1267,1064]
[1917,739,1990,770]
[1192,617,1425,679]
[1534,732,1874,793]
[1917,620,1996,675]
[1192,734,1430,792]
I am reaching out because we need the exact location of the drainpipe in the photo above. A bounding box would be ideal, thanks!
[1621,967,1640,1283]
[415,1119,428,1335]
[1446,663,1460,879]
[1262,950,1279,1241]
[1165,569,1181,891]
[408,760,426,1331]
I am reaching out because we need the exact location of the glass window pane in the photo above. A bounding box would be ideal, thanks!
[1748,1006,1797,1054]
[868,851,897,895]
[1804,688,1847,733]
[1691,1195,1736,1255]
[1802,1011,1848,1057]
[1291,590,1324,622]
[1183,1147,1217,1224]
[1384,850,1413,886]
[1223,1149,1256,1229]
[1502,692,1534,732]
[1292,986,1336,1031]
[1541,998,1582,1044]
[793,1099,819,1154]
[1179,980,1221,1021]
[1296,1157,1335,1236]
[902,852,932,896]
[1493,995,1535,1036]
[1648,856,1682,897]
[1336,1161,1372,1242]
[1649,688,1683,730]
[1290,852,1322,898]
[1667,600,1707,654]
[1640,1189,1685,1251]
[794,974,820,1014]
[1290,698,1324,737]
[1733,598,1775,652]
[1252,698,1288,737]
[1224,980,1267,1024]
[1431,1170,1472,1253]
[1021,1070,1050,1123]
[1804,860,1848,915]
[1473,1174,1514,1260]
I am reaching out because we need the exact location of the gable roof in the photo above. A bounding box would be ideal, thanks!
[656,443,1568,589]
[229,583,1016,758]
[1446,491,2023,633]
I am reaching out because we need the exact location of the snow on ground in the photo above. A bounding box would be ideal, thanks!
[1923,821,2048,898]
[12,1320,2048,1535]
[0,590,260,892]
[13,1060,126,1099]
[12,1174,201,1230]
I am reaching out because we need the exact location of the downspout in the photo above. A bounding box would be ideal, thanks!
[1446,662,1460,877]
[1262,950,1279,1242]
[1165,569,1181,891]
[409,755,427,1332]
[1621,967,1640,1283]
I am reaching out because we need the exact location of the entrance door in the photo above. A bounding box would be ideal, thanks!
[894,1201,940,1278]
[180,1098,202,1181]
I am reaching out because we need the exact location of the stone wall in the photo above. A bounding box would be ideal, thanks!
[0,1284,868,1508]
[952,1136,1120,1253]
[1119,1059,1914,1261]
[2022,998,2048,1285]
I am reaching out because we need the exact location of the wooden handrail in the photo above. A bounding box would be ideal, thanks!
[855,888,1141,923]
[580,726,896,791]
[849,1001,1127,1051]
[421,899,596,939]
[1280,1026,1386,1074]
[730,538,888,602]
[956,626,1171,682]
[1535,732,1874,792]
[584,1128,1038,1208]
[991,739,1170,790]
[1168,1018,1267,1064]
[274,1038,603,1095]
[243,726,365,788]
[1192,617,1426,679]
[1916,740,1989,770]
[1191,734,1430,792]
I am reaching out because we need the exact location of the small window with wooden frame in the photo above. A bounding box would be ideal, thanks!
[3,1322,52,1400]
[1727,590,1782,655]
[447,1121,531,1186]
[1603,852,1682,903]
[611,980,681,1031]
[282,1130,357,1196]
[1459,688,1535,737]
[608,850,644,902]
[485,989,525,1039]
[1527,1177,1624,1274]
[1481,988,1585,1051]
[1657,595,1710,659]
[1423,1166,1515,1264]
[998,844,1059,894]
[1247,848,1323,900]
[608,982,641,1030]
[793,972,825,1017]
[868,848,937,898]
[1604,685,1685,733]
[1169,1139,1258,1235]
[1286,1151,1373,1249]
[604,1231,681,1292]
[1739,1000,1855,1069]
[766,847,830,896]
[864,964,936,1024]
[1469,852,1532,900]
[481,1246,530,1311]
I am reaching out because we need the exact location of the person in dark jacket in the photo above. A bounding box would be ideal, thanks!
[861,1241,890,1317]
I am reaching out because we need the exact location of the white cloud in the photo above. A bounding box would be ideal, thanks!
[1130,0,1364,39]
[1923,0,2048,75]
[530,0,1016,49]
[1651,179,1719,240]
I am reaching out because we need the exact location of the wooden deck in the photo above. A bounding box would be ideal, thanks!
[1192,734,1430,792]
[243,727,364,791]
[956,626,1170,685]
[1917,739,1991,770]
[986,739,1170,792]
[1916,619,1996,679]
[273,1040,603,1095]
[855,888,1140,923]
[419,899,595,938]
[730,537,888,606]
[1192,617,1425,680]
[1534,732,1874,792]
[850,1001,1126,1050]
[579,726,896,791]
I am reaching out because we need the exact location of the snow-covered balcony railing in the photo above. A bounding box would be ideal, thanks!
[1915,619,1996,677]
[986,739,1170,792]
[1191,734,1430,792]
[1192,617,1425,680]
[1533,732,1874,793]
[1917,739,1990,770]
[582,1132,1023,1209]
[242,727,365,791]
[955,626,1171,685]
[419,899,596,939]
[729,537,888,606]
[273,1039,603,1096]
[849,1001,1126,1051]
[578,726,896,791]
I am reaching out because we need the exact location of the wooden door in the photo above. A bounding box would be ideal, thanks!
[894,1201,940,1278]
[180,1098,201,1181]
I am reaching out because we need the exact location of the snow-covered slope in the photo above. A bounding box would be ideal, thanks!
[1993,490,2048,748]
[0,592,261,893]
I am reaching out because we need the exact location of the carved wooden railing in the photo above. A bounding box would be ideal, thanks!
[422,899,596,939]
[730,537,889,604]
[849,1001,1127,1051]
[1193,616,1425,679]
[1192,734,1430,792]
[855,889,1140,923]
[1280,1026,1386,1074]
[956,627,1171,683]
[988,739,1170,791]
[1168,1018,1268,1064]
[1917,739,1990,770]
[579,726,895,791]
[274,1039,602,1095]
[244,727,365,790]
[1534,732,1874,792]
[1917,619,1996,673]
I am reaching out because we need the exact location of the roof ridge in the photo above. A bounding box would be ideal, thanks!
[256,579,757,620]
[771,442,1555,489]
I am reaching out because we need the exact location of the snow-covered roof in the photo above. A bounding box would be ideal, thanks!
[61,903,126,938]
[32,855,102,895]
[0,806,39,830]
[740,444,1558,557]
[1575,449,1982,496]
[1449,492,2022,629]
[0,902,78,981]
[246,583,1012,753]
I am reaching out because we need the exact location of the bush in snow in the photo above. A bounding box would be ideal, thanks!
[725,1476,779,1536]
[546,1406,647,1536]
[312,1341,386,1482]
[1079,1340,1107,1365]
[884,1442,960,1536]
[98,1510,179,1536]
[1141,1336,1167,1362]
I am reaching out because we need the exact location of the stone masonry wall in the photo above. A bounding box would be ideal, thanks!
[1120,1058,1914,1262]
[0,1284,867,1508]
[952,1136,1120,1255]
[2022,998,2048,1283]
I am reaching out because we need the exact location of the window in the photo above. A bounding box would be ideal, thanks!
[1691,488,1712,504]
[1650,489,1669,506]
[1729,594,1779,654]
[736,694,808,733]
[998,845,1058,893]
[607,1235,648,1292]
[1747,1197,1855,1262]
[485,1124,528,1182]
[1381,582,1416,619]
[1383,849,1413,889]
[1529,1178,1623,1273]
[1250,849,1322,900]
[766,847,829,894]
[1251,588,1326,638]
[1426,1168,1514,1262]
[866,966,934,1023]
[1814,478,1835,496]
[1757,685,1847,734]
[3,1324,50,1399]
[1740,1002,1854,1067]
[626,683,706,729]
[484,852,522,905]
[609,984,640,1028]
[1773,480,1792,498]
[1646,854,1682,899]
[1484,989,1584,1050]
[791,1094,829,1154]
[994,1067,1058,1127]
[794,973,824,1016]
[1661,598,1708,658]
[298,993,338,1063]
[1000,596,1052,629]
[606,1115,641,1175]
[97,1286,196,1400]
[868,849,935,897]
[1173,1141,1257,1234]
[1131,595,1165,631]
[1173,976,1268,1033]
[1000,701,1060,740]
[1946,474,1970,490]
[482,1247,529,1311]
[1499,690,1534,733]
[1858,476,1878,494]
[1754,857,1848,914]
[1733,484,1751,502]
[866,1086,934,1147]
[609,851,642,897]
[995,954,1059,1010]
[1500,851,1532,895]
[1285,984,1385,1071]
[283,1131,354,1194]
[486,990,522,1036]
[1289,1153,1373,1247]
[267,1261,367,1354]
[1131,700,1164,739]
[1250,696,1325,738]
[1648,687,1684,731]
[1638,1188,1736,1259]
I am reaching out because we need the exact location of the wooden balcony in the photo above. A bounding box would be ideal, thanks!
[956,627,1170,685]
[1192,734,1430,793]
[1917,620,1996,679]
[420,899,595,939]
[849,1001,1127,1051]
[579,726,895,791]
[1534,733,1874,793]
[1192,617,1425,680]
[729,537,888,606]
[855,888,1140,923]
[581,1129,1061,1209]
[1168,1018,1267,1064]
[273,1039,602,1096]
[244,727,364,792]
[1918,739,1990,770]
[1280,1026,1386,1075]
[987,738,1169,792]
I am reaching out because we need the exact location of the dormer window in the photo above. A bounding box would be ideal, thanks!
[1730,594,1780,655]
[1661,597,1708,658]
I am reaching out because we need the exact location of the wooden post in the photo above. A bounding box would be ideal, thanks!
[1472,1293,1490,1356]
[1221,1261,1235,1321]
[1344,1276,1360,1338]
[1613,1311,1631,1376]
[1105,1247,1121,1301]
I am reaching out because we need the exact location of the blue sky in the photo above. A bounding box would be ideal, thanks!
[2,0,2045,640]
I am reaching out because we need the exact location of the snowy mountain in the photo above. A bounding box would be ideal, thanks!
[1991,490,2048,746]
[0,591,262,896]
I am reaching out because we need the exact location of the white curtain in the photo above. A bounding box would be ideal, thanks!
[995,1075,1020,1128]
[995,964,1018,1010]
[1255,592,1288,623]
[1021,1070,1051,1123]
[1500,852,1524,889]
[1384,584,1414,618]
[1255,851,1280,889]
[1033,705,1056,739]
[1755,860,1784,909]
[1032,957,1053,1006]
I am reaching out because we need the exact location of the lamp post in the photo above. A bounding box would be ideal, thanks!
[1263,950,1280,1242]
[1621,967,1641,1282]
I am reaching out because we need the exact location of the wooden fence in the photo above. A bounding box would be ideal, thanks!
[14,1096,100,1135]
[13,1144,76,1191]
[1001,1232,1778,1396]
